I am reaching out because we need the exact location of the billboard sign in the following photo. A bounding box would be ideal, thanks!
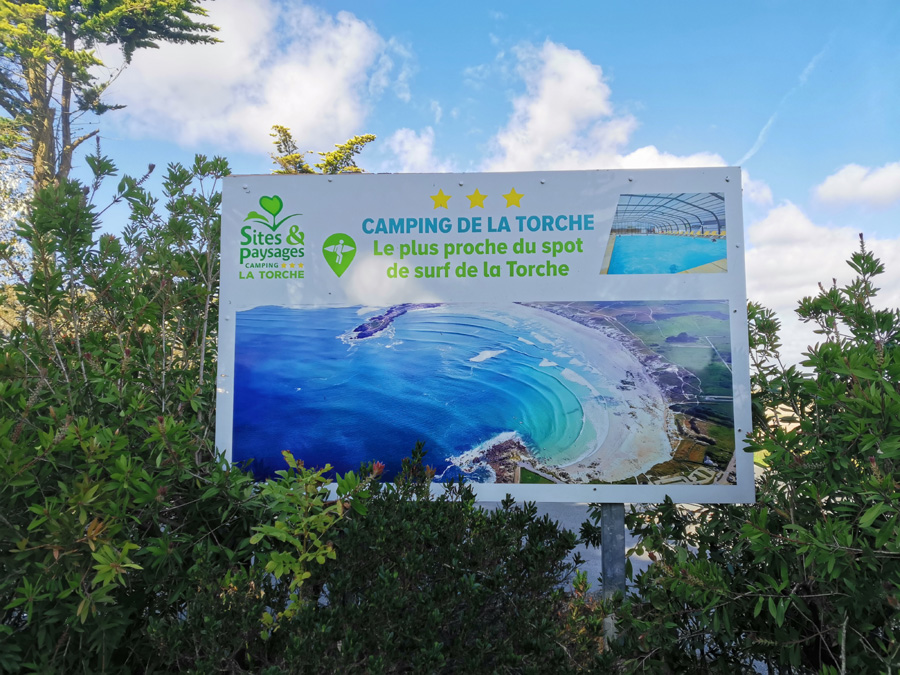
[216,168,753,503]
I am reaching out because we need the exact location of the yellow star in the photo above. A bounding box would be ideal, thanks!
[466,188,487,208]
[290,263,295,268]
[298,263,304,268]
[503,188,524,207]
[430,189,451,209]
[282,263,287,268]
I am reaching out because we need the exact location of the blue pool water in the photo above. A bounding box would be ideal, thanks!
[607,234,726,274]
[232,304,617,481]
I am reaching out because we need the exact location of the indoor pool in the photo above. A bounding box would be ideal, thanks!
[606,234,727,274]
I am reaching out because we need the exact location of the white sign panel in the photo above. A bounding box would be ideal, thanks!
[216,169,753,503]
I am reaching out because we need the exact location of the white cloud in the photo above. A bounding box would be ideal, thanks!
[484,41,622,171]
[482,41,730,173]
[106,0,404,152]
[387,38,416,103]
[430,100,443,124]
[814,162,900,207]
[383,127,455,173]
[742,172,774,207]
[746,202,900,362]
[618,145,725,170]
[463,63,491,89]
[476,38,895,366]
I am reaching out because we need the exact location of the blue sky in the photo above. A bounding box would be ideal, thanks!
[83,0,900,357]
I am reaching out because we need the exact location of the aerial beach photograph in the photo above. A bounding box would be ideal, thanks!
[232,300,736,486]
[600,193,729,274]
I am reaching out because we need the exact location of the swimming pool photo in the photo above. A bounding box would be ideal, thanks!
[601,192,728,274]
[602,233,728,274]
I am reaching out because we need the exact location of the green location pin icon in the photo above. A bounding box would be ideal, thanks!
[322,233,357,277]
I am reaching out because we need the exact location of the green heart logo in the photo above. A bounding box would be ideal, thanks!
[243,194,300,232]
[259,195,283,218]
[322,233,357,277]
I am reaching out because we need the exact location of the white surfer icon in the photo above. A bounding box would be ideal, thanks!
[324,239,355,264]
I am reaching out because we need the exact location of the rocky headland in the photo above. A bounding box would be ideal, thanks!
[349,303,442,339]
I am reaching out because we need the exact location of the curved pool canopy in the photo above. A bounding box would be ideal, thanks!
[612,193,726,235]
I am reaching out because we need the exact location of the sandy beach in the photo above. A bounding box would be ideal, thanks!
[508,303,677,482]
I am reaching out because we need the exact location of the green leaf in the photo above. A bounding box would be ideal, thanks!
[875,515,897,548]
[753,595,765,617]
[775,598,787,627]
[243,211,268,223]
[26,517,47,531]
[860,503,889,529]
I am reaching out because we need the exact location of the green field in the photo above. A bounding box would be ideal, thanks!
[519,467,555,484]
[605,302,733,398]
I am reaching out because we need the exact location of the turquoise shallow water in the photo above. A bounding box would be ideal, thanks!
[608,234,727,274]
[232,304,615,481]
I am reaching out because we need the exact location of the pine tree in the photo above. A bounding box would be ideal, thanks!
[0,0,218,190]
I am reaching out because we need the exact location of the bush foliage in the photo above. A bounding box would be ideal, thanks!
[284,443,585,674]
[0,157,373,673]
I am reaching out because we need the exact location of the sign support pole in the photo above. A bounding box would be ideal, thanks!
[601,503,626,598]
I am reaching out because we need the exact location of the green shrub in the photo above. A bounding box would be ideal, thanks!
[283,443,585,675]
[0,157,371,674]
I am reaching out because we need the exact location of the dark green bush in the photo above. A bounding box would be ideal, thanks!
[0,158,371,674]
[284,443,585,675]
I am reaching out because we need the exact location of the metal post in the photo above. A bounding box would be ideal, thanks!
[600,503,626,598]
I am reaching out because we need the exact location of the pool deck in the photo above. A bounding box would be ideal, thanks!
[599,234,616,274]
[679,258,727,274]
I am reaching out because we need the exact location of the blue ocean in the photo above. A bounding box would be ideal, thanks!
[232,304,616,481]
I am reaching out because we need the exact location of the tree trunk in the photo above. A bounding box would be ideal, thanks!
[24,11,55,192]
[57,28,74,183]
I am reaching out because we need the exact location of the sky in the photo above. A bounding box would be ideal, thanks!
[81,0,900,362]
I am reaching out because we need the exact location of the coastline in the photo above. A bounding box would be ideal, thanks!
[489,302,679,483]
[237,302,729,485]
[342,301,715,485]
[443,431,532,484]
